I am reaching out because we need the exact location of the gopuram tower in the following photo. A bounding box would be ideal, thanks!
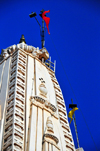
[0,35,76,151]
[0,10,84,151]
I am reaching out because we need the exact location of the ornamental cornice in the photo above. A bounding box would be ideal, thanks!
[0,43,49,61]
[31,96,57,112]
[43,133,59,144]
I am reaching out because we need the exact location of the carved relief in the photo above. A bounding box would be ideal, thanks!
[46,117,54,133]
[39,78,48,98]
[31,96,57,112]
[39,83,48,97]
[0,43,49,61]
[42,117,60,151]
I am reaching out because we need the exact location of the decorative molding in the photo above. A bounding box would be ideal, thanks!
[0,44,49,62]
[43,133,59,144]
[39,77,47,98]
[2,50,26,151]
[31,96,57,112]
[39,83,48,97]
[46,116,54,133]
[42,116,60,150]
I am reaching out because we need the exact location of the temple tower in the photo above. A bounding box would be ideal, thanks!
[0,36,78,151]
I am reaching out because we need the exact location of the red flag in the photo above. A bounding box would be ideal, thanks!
[42,10,50,34]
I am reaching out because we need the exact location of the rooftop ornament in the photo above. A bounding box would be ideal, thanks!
[19,35,26,44]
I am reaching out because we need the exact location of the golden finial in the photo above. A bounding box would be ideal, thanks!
[19,35,26,43]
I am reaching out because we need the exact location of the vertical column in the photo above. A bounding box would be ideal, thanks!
[49,143,52,151]
[36,108,42,151]
[13,50,27,151]
[28,105,37,151]
[25,56,34,146]
[2,50,27,151]
[45,142,48,151]
[2,51,18,151]
[0,58,11,151]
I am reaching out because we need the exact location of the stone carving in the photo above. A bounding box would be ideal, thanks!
[17,43,34,53]
[0,49,9,61]
[43,116,59,144]
[31,96,57,112]
[39,78,47,98]
[0,43,49,61]
[46,117,54,133]
[39,83,48,97]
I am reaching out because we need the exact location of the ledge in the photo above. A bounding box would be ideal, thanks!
[43,133,59,144]
[31,96,57,112]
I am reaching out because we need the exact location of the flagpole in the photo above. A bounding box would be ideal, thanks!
[40,9,45,48]
[71,99,80,148]
[29,10,45,48]
[41,19,45,48]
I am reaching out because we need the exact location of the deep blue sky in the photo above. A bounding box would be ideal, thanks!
[0,0,100,150]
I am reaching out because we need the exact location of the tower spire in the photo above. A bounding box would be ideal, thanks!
[19,34,26,43]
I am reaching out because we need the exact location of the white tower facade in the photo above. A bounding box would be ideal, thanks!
[0,37,78,151]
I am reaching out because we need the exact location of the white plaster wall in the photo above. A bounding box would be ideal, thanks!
[52,117,66,151]
[35,60,56,106]
[0,58,11,113]
[26,56,34,144]
[0,58,11,150]
[0,62,4,86]
[26,57,74,151]
[0,61,5,132]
